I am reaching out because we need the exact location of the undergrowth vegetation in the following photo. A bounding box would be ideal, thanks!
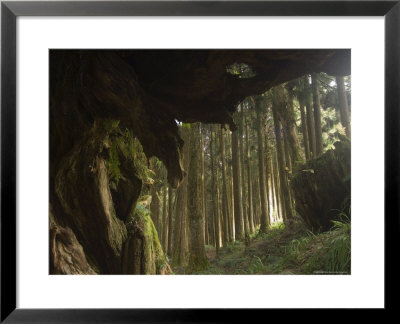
[192,218,351,275]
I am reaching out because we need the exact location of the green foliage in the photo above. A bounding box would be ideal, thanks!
[104,122,153,186]
[248,255,265,274]
[324,221,351,273]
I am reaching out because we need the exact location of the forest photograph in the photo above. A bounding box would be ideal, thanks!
[49,49,351,275]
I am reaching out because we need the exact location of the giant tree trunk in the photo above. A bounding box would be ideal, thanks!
[312,73,323,157]
[187,123,209,272]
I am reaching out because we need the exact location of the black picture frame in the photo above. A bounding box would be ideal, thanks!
[1,0,399,322]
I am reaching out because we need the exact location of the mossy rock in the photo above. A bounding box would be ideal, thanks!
[291,140,350,232]
[121,203,172,274]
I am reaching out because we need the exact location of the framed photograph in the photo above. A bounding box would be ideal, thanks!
[1,0,398,321]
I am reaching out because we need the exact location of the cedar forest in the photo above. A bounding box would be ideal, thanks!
[50,50,351,275]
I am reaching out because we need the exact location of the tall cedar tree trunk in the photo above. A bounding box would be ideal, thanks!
[210,126,221,254]
[264,121,271,227]
[220,127,231,243]
[162,178,168,251]
[303,75,317,158]
[299,98,310,160]
[187,123,209,272]
[269,152,278,222]
[167,184,174,256]
[264,119,271,227]
[227,134,235,241]
[255,100,269,233]
[239,106,249,238]
[200,124,208,245]
[273,146,284,221]
[171,126,190,267]
[149,159,160,234]
[231,127,245,240]
[311,73,323,156]
[336,76,351,138]
[245,118,255,233]
[283,132,292,171]
[279,84,304,167]
[271,91,294,223]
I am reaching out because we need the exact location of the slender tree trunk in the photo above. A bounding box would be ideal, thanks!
[336,76,351,138]
[167,184,174,256]
[304,75,317,158]
[283,129,292,171]
[299,100,310,160]
[279,85,305,166]
[245,118,255,234]
[200,124,208,245]
[162,179,168,251]
[210,126,221,255]
[227,133,235,241]
[312,73,323,156]
[172,126,190,267]
[271,98,293,223]
[273,146,284,222]
[187,123,208,272]
[269,151,277,222]
[231,127,244,241]
[239,106,249,238]
[264,120,271,227]
[219,127,231,245]
[256,106,269,233]
[150,180,160,234]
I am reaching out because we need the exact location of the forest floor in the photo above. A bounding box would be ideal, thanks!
[180,219,351,275]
